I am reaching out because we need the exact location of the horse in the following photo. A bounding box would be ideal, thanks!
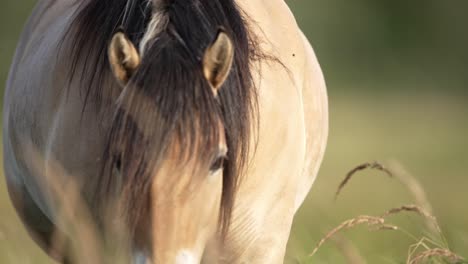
[3,0,328,263]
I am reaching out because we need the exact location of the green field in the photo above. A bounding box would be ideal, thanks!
[1,1,467,263]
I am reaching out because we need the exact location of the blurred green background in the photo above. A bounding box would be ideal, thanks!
[1,0,467,263]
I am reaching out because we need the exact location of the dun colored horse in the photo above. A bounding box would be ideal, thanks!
[3,0,328,263]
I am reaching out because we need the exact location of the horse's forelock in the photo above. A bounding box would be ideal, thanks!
[65,0,261,241]
[139,11,168,55]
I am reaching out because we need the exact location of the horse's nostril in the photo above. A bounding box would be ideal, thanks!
[175,250,197,264]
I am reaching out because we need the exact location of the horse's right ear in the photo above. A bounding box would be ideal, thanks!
[108,32,141,86]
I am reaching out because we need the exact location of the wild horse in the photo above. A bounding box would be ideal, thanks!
[3,0,328,263]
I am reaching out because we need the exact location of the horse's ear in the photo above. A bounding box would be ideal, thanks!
[203,30,234,94]
[108,32,141,86]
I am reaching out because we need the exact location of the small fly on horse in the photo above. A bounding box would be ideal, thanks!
[3,0,328,263]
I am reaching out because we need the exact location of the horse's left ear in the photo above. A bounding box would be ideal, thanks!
[108,32,141,86]
[203,30,234,95]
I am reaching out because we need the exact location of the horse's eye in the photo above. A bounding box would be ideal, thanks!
[210,156,225,172]
[114,155,122,173]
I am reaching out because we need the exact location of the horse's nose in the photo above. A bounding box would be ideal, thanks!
[175,250,198,264]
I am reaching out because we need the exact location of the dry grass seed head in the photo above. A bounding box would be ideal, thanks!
[409,248,465,264]
[382,204,444,240]
[335,161,393,200]
[309,215,388,257]
[382,205,434,220]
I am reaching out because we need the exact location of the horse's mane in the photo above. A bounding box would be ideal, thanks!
[64,0,261,241]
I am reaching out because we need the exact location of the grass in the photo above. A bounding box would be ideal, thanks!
[286,92,468,263]
[308,161,464,263]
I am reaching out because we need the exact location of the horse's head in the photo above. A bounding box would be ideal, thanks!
[105,30,235,262]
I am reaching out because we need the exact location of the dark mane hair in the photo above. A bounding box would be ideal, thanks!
[65,0,261,241]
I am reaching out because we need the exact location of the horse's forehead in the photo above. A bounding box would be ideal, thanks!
[118,89,226,143]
